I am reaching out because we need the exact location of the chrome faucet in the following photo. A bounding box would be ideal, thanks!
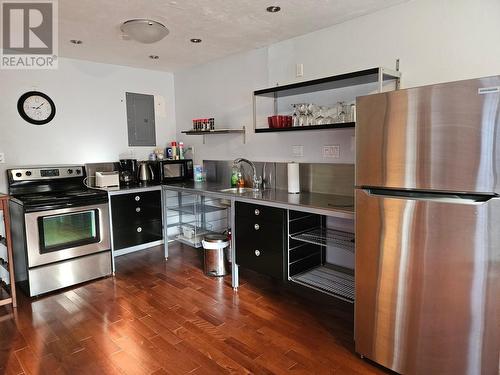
[233,158,262,191]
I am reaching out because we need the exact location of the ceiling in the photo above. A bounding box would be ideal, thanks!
[59,0,407,72]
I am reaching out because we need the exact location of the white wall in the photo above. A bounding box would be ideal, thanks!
[174,0,500,166]
[0,57,176,191]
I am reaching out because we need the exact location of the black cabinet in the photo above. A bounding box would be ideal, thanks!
[235,202,286,279]
[111,190,163,250]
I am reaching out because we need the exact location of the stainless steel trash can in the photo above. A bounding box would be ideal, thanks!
[202,234,230,277]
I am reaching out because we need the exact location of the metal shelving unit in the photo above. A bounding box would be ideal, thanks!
[287,210,355,303]
[164,189,230,249]
[253,63,401,133]
[0,195,16,309]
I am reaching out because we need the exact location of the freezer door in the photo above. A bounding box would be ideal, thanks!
[355,189,499,375]
[356,76,500,194]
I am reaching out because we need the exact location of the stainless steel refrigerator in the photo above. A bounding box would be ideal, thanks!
[355,76,500,375]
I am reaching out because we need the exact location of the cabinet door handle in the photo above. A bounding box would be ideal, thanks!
[254,223,260,230]
[254,209,260,216]
[137,227,142,233]
[136,207,141,213]
[135,196,141,201]
[254,249,261,256]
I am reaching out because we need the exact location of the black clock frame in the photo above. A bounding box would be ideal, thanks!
[17,91,56,125]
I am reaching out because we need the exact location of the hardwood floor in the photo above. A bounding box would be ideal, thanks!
[0,244,389,374]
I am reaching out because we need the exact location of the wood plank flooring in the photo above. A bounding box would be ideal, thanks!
[0,244,390,374]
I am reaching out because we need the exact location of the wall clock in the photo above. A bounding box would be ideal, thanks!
[17,91,56,125]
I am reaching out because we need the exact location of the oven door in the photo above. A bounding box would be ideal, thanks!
[25,203,111,268]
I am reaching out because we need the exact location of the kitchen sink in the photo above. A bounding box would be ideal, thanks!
[219,187,256,194]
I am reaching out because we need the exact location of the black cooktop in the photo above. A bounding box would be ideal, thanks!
[13,188,108,210]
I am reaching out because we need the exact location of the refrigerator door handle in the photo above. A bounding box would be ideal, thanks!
[362,188,496,205]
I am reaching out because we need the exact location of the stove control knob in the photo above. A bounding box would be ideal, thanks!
[25,171,32,176]
[67,169,73,174]
[75,169,81,175]
[15,172,22,178]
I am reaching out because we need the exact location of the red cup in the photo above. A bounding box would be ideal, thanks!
[271,115,279,128]
[286,116,292,127]
[268,116,273,128]
[278,115,285,128]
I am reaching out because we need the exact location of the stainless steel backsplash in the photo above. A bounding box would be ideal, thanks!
[203,160,354,197]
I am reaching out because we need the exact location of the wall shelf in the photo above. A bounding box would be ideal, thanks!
[181,127,246,144]
[253,63,401,133]
[255,122,355,133]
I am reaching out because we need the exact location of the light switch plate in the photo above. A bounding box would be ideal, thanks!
[323,145,340,158]
[292,145,304,157]
[0,153,5,163]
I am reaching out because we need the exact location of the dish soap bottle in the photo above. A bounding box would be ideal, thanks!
[237,170,245,188]
[230,165,239,187]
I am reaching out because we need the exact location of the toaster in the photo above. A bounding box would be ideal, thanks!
[95,171,120,188]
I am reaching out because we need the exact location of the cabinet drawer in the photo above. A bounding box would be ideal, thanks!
[111,190,162,222]
[235,241,284,279]
[113,219,162,250]
[235,216,285,279]
[236,217,283,246]
[235,201,284,222]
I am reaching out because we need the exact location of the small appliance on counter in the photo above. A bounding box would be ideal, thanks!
[95,171,119,188]
[159,159,193,183]
[119,159,138,186]
[137,161,155,184]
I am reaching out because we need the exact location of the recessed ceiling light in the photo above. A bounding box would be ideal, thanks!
[70,39,83,44]
[190,38,202,43]
[149,55,159,60]
[120,19,169,44]
[266,5,281,13]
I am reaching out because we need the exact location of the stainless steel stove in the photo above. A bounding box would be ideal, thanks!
[8,165,112,297]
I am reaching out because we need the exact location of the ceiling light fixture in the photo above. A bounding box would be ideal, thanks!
[149,55,159,60]
[120,19,169,44]
[190,38,202,43]
[266,5,281,13]
[70,39,83,44]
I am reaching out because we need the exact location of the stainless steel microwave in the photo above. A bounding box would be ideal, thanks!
[159,159,193,183]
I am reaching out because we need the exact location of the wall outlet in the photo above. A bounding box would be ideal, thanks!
[323,145,340,158]
[292,145,304,157]
[296,63,304,78]
[0,153,4,163]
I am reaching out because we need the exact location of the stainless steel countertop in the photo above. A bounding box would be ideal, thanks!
[96,183,162,196]
[164,181,354,219]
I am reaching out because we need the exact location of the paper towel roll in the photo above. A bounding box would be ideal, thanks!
[288,162,300,194]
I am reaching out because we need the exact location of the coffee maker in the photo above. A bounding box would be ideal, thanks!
[119,159,138,185]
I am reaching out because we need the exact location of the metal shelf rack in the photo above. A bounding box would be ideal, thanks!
[164,189,230,250]
[287,210,355,303]
[291,265,354,303]
[290,227,354,252]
